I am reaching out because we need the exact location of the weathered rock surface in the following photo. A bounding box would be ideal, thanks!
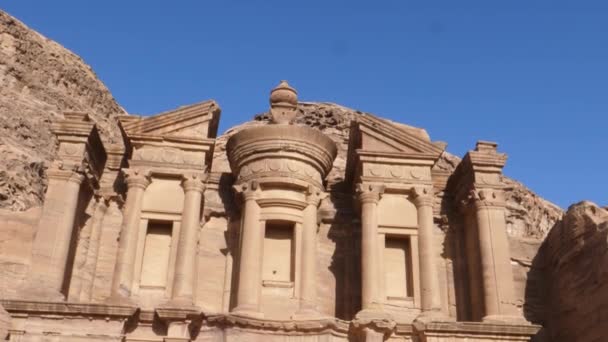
[0,10,126,211]
[541,201,608,342]
[0,303,9,340]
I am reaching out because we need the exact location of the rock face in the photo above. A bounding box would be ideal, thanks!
[542,202,608,342]
[0,10,126,211]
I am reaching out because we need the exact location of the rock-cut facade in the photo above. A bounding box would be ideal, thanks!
[2,79,572,342]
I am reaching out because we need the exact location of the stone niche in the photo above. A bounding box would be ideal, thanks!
[109,100,219,310]
[227,81,338,320]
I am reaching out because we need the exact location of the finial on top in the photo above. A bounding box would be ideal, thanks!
[269,80,298,124]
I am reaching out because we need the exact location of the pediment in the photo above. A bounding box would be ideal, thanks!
[353,114,444,156]
[345,114,446,185]
[119,100,220,140]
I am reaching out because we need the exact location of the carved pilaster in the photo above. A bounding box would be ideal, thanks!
[232,180,264,318]
[109,168,151,300]
[294,186,328,319]
[169,172,207,306]
[356,183,387,315]
[410,186,445,319]
[448,141,523,323]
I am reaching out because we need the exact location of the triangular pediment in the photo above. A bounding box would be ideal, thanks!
[345,113,446,184]
[355,114,444,156]
[119,100,220,140]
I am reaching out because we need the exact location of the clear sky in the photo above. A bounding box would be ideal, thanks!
[3,1,606,209]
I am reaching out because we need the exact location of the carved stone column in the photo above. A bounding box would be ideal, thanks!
[356,183,385,313]
[471,189,520,322]
[26,167,85,300]
[294,187,325,319]
[170,173,205,305]
[109,169,150,300]
[450,141,524,323]
[232,181,264,318]
[79,196,110,301]
[412,187,443,318]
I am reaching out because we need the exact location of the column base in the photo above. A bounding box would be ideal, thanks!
[291,308,327,320]
[18,284,65,302]
[160,297,199,311]
[355,308,393,321]
[359,327,386,342]
[105,294,137,306]
[414,309,454,324]
[482,314,528,324]
[231,305,264,319]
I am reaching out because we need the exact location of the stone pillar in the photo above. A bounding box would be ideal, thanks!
[109,169,150,299]
[357,183,384,313]
[170,173,205,305]
[412,187,443,317]
[80,196,109,301]
[471,189,520,322]
[294,188,324,319]
[232,181,264,318]
[26,168,84,300]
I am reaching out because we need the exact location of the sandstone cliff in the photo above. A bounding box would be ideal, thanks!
[0,10,126,211]
[541,201,608,342]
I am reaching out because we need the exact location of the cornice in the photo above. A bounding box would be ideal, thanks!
[205,314,350,335]
[0,300,136,318]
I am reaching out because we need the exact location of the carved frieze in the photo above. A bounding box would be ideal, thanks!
[362,164,431,183]
[237,158,323,187]
[132,146,204,170]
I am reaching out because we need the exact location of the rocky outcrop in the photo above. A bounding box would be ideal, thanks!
[541,201,608,342]
[0,10,126,211]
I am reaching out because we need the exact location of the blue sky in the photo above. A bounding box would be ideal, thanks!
[3,1,606,208]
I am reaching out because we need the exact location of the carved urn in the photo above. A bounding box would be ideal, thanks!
[227,81,337,190]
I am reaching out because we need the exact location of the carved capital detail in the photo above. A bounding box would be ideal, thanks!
[411,186,434,208]
[181,173,206,193]
[305,186,328,207]
[356,183,385,205]
[47,167,86,185]
[234,180,261,201]
[462,188,507,210]
[122,169,151,190]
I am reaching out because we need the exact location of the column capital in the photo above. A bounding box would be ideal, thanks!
[234,180,260,201]
[181,173,206,193]
[356,183,385,204]
[305,186,327,207]
[411,186,434,208]
[122,168,151,190]
[462,188,507,211]
[47,166,85,185]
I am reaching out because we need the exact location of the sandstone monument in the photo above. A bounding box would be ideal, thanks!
[0,9,606,342]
